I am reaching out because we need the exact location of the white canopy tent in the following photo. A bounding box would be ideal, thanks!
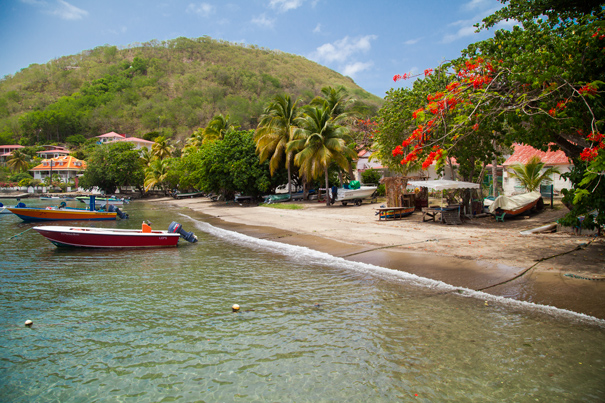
[407,179,481,216]
[407,179,480,191]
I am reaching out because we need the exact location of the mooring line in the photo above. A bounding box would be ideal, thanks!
[341,238,447,257]
[5,227,33,242]
[477,235,600,291]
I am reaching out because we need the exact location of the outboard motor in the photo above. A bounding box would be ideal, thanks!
[107,204,129,219]
[168,221,198,243]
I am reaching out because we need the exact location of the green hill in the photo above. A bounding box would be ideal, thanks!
[0,36,382,145]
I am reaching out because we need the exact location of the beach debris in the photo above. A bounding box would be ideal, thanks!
[232,304,240,312]
[24,320,33,327]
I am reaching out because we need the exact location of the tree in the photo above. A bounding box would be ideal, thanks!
[6,149,29,173]
[203,114,238,144]
[255,94,301,197]
[139,147,155,167]
[151,136,173,159]
[178,130,286,199]
[311,85,355,119]
[387,0,603,225]
[508,155,561,192]
[144,159,170,192]
[79,143,144,194]
[288,105,358,206]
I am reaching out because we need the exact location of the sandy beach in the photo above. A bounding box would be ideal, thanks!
[159,196,605,319]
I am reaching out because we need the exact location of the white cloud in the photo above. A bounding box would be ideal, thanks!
[251,14,275,29]
[442,23,477,43]
[51,0,88,20]
[313,23,321,34]
[186,3,215,18]
[23,0,88,20]
[404,37,421,45]
[20,0,46,5]
[463,0,491,11]
[312,35,377,64]
[343,61,373,78]
[269,0,304,13]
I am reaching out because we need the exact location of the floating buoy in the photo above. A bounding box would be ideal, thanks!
[24,320,33,327]
[232,304,240,312]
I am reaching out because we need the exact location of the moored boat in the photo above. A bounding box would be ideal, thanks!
[7,198,128,222]
[76,196,129,206]
[8,205,119,222]
[33,221,198,248]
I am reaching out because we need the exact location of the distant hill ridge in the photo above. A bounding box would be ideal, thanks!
[0,36,382,145]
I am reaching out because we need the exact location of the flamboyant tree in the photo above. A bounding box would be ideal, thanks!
[384,0,604,228]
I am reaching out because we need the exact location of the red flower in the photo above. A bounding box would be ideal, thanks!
[548,109,556,116]
[424,69,433,77]
[580,147,598,161]
[412,108,424,119]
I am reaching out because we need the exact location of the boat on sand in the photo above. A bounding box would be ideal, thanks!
[488,191,543,218]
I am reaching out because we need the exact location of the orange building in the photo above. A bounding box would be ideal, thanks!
[30,156,87,183]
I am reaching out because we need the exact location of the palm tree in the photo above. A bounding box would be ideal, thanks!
[508,155,561,192]
[311,85,355,120]
[288,105,358,206]
[139,147,155,167]
[7,149,29,173]
[203,114,237,144]
[152,136,173,160]
[255,94,301,197]
[144,159,170,192]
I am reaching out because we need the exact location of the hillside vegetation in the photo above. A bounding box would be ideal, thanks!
[0,36,382,145]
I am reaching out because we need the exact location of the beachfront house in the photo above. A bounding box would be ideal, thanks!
[0,144,25,165]
[36,145,71,159]
[30,155,87,183]
[502,144,572,196]
[95,131,155,150]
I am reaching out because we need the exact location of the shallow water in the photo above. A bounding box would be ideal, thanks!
[0,199,603,402]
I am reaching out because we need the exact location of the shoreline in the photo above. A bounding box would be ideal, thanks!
[160,197,605,319]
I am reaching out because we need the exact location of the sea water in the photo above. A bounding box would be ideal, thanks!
[0,199,603,402]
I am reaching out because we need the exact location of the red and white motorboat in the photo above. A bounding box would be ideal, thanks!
[33,221,198,248]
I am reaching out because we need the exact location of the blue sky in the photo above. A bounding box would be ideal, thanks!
[0,0,508,98]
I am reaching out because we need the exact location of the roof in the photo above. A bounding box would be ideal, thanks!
[37,149,71,155]
[96,131,126,139]
[0,145,24,150]
[503,144,570,166]
[107,137,155,144]
[30,156,87,171]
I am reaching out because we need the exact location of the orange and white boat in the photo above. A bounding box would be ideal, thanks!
[488,191,542,218]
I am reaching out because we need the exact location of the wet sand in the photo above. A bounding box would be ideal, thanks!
[158,196,605,320]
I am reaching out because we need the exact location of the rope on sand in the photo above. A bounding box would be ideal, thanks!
[477,235,600,291]
[563,273,605,281]
[341,238,447,257]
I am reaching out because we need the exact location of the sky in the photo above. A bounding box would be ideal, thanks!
[0,0,510,98]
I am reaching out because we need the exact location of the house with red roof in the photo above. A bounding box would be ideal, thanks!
[95,131,154,150]
[30,156,87,183]
[0,145,25,165]
[502,144,572,195]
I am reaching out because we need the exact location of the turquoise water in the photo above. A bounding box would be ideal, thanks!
[0,199,604,402]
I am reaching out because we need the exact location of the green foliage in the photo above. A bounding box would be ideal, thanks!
[508,155,561,192]
[9,171,33,183]
[261,203,303,210]
[79,142,144,194]
[361,168,382,185]
[65,134,87,147]
[177,130,287,198]
[0,38,382,145]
